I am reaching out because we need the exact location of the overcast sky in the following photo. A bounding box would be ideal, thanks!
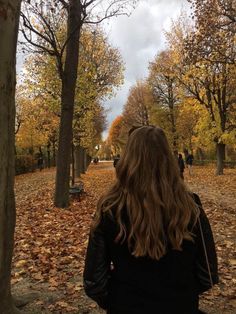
[102,0,189,137]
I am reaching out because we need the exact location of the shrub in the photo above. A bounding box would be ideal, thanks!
[15,155,37,175]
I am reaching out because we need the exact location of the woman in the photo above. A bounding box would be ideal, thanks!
[83,126,218,314]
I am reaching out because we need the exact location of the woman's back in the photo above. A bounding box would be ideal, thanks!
[83,126,218,314]
[103,211,199,314]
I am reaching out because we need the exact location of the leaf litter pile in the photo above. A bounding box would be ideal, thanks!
[12,162,235,313]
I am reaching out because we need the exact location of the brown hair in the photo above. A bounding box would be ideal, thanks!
[95,126,199,260]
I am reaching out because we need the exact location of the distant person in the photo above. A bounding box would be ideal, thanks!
[93,157,99,164]
[84,126,218,314]
[178,153,185,179]
[113,154,120,167]
[186,153,194,175]
[37,153,43,171]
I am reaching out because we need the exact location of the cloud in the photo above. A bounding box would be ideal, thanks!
[102,0,189,137]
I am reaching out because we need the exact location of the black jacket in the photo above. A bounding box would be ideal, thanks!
[83,194,218,314]
[178,158,185,172]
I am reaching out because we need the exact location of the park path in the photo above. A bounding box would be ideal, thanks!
[185,167,236,314]
[12,163,235,313]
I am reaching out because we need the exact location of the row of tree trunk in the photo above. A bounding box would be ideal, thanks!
[71,145,91,185]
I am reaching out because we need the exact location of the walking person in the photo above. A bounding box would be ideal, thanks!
[113,154,120,167]
[84,126,218,314]
[186,153,194,175]
[37,152,44,171]
[178,153,185,179]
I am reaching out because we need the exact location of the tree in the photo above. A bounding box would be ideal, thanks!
[148,50,180,149]
[176,97,201,152]
[20,0,136,207]
[72,26,124,154]
[21,0,83,208]
[188,0,236,33]
[76,102,107,153]
[15,94,59,154]
[108,115,125,154]
[187,0,236,64]
[123,81,150,128]
[22,26,124,116]
[0,1,22,313]
[98,140,112,160]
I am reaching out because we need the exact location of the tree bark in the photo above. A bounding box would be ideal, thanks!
[196,147,204,161]
[168,87,177,149]
[83,152,87,172]
[54,0,82,207]
[87,154,91,168]
[216,143,225,175]
[80,146,86,174]
[74,146,81,178]
[0,0,21,313]
[71,143,75,186]
[47,143,51,168]
[52,140,56,167]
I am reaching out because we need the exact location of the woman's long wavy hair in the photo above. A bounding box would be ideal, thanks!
[95,126,199,260]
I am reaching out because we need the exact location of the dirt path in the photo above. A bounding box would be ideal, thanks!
[12,163,235,313]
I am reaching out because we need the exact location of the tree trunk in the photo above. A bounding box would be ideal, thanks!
[74,146,81,178]
[84,149,88,172]
[0,0,21,313]
[216,143,225,175]
[54,0,82,208]
[47,143,51,168]
[80,146,86,174]
[169,97,177,149]
[87,154,91,168]
[196,147,204,161]
[52,140,56,167]
[71,143,75,186]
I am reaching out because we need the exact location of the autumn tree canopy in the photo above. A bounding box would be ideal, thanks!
[148,50,180,149]
[186,0,236,64]
[18,26,124,155]
[107,115,125,155]
[122,81,151,128]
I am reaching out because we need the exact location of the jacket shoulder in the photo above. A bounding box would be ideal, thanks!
[192,193,202,206]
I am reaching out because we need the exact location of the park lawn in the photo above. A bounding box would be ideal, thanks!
[12,163,236,314]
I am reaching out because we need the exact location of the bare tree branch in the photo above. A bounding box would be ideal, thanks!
[58,0,69,10]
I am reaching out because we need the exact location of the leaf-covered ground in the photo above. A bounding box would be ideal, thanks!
[12,162,236,313]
